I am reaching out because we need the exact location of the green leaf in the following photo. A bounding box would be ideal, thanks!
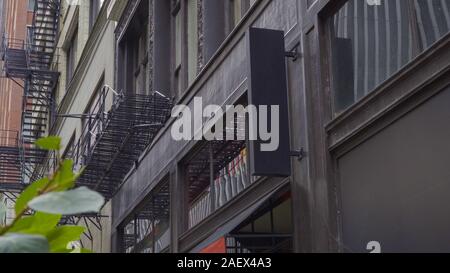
[7,217,34,233]
[79,248,93,253]
[52,247,74,253]
[0,233,49,253]
[9,212,61,235]
[15,177,50,215]
[52,159,76,191]
[35,136,61,151]
[54,246,92,253]
[28,187,105,215]
[46,226,85,252]
[32,212,62,233]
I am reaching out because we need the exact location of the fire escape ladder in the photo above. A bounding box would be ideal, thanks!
[0,0,61,189]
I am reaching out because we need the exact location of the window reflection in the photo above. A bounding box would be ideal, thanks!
[330,0,450,114]
[122,181,170,253]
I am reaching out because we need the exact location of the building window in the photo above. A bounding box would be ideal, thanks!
[172,0,182,96]
[170,0,205,95]
[186,144,256,229]
[226,189,293,253]
[195,187,294,253]
[187,0,200,84]
[184,97,259,230]
[230,0,250,28]
[66,29,78,88]
[117,0,149,94]
[62,132,76,160]
[153,0,172,97]
[121,180,171,253]
[227,0,258,32]
[89,0,104,31]
[329,0,450,114]
[200,0,258,66]
[80,81,103,159]
[134,24,148,95]
[26,26,33,44]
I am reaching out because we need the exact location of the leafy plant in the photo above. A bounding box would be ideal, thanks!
[0,136,105,253]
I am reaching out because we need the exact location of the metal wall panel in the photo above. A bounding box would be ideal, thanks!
[338,86,450,253]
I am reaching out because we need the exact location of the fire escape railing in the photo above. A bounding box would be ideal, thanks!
[0,0,61,190]
[0,130,23,191]
[72,86,173,200]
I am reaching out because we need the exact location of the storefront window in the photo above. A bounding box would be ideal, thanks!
[329,0,450,114]
[187,142,257,229]
[226,190,293,253]
[194,187,294,253]
[185,97,259,229]
[121,181,170,253]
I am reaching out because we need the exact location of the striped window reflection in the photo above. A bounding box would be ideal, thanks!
[330,0,450,113]
[188,148,258,229]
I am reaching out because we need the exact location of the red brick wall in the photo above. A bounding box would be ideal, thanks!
[0,0,32,146]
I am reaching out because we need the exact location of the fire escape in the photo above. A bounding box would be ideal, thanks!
[0,0,174,247]
[56,87,173,243]
[72,87,174,200]
[0,0,61,190]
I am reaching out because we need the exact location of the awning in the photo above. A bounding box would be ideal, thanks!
[190,184,284,253]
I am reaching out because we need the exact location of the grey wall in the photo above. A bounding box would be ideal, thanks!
[338,85,450,253]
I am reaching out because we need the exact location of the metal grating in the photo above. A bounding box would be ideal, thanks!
[0,130,22,187]
[186,141,246,203]
[73,86,173,199]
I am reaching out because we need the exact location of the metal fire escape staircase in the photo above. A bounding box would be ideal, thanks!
[0,0,61,190]
[59,87,173,244]
[0,131,23,192]
[0,0,109,245]
[72,87,174,200]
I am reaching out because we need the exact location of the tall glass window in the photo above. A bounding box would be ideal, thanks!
[187,0,200,84]
[184,97,261,230]
[172,0,182,96]
[121,181,170,253]
[66,29,78,88]
[329,0,450,114]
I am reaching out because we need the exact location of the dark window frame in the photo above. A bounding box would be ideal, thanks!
[66,28,78,89]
